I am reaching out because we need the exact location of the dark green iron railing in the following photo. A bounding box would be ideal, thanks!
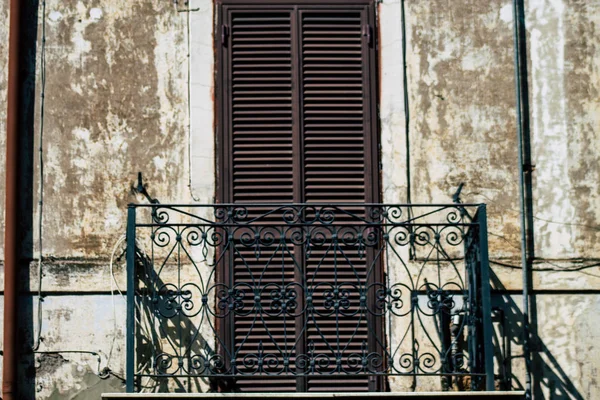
[125,203,494,392]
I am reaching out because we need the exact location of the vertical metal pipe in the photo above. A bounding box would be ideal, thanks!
[400,0,411,205]
[512,0,532,398]
[477,206,495,391]
[400,0,417,262]
[126,206,137,392]
[3,0,23,399]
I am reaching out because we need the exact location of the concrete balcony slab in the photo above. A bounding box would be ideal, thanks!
[102,391,526,400]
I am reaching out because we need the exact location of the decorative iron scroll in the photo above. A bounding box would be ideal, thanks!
[127,204,491,389]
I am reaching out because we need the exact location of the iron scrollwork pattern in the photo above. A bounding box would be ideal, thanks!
[128,203,491,389]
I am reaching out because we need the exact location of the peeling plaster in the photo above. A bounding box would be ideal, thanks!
[49,11,63,23]
[67,3,94,68]
[90,8,103,22]
[527,0,600,258]
[528,0,573,256]
[36,0,187,257]
[500,4,513,23]
[403,0,521,257]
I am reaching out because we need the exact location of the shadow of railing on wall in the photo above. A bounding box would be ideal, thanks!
[489,270,584,399]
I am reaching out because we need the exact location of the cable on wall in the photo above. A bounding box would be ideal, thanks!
[400,0,411,206]
[102,235,126,376]
[31,4,122,382]
[32,0,47,352]
[400,0,417,261]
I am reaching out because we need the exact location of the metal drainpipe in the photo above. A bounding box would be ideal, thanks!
[3,0,22,399]
[512,0,532,398]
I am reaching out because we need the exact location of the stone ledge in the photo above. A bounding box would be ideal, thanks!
[102,391,526,399]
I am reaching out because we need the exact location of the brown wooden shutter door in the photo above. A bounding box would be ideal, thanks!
[300,7,376,392]
[217,1,379,392]
[224,8,299,392]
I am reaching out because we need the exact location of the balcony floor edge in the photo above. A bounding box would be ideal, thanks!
[102,391,526,400]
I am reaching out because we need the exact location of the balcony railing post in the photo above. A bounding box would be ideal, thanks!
[126,205,136,392]
[477,205,495,391]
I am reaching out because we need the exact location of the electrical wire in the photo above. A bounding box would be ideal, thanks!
[30,5,122,380]
[400,0,411,206]
[100,235,156,383]
[400,0,416,261]
[29,1,192,388]
[466,191,600,232]
[32,235,126,381]
[103,235,127,373]
[32,0,47,352]
[97,232,158,389]
[185,0,201,202]
[100,235,150,381]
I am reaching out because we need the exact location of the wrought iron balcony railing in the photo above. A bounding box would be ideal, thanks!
[125,203,494,392]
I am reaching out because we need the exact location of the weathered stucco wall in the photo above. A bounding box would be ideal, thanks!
[0,0,599,398]
[380,0,521,392]
[380,1,599,396]
[2,0,192,398]
[527,0,600,260]
[525,3,600,397]
[404,0,522,259]
[382,0,528,295]
[37,0,189,257]
[29,0,190,395]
